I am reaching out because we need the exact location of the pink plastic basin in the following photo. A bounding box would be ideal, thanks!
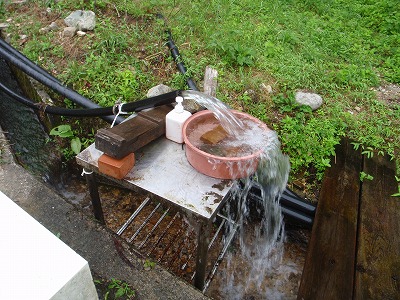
[182,110,270,179]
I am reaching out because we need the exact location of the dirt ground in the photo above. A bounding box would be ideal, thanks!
[374,84,400,107]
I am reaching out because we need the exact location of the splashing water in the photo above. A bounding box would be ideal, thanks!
[182,90,244,136]
[221,130,290,299]
[183,91,290,299]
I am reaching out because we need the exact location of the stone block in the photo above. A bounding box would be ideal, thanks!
[63,26,77,37]
[200,124,228,144]
[64,10,96,31]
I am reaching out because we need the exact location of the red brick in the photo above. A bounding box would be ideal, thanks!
[98,153,135,179]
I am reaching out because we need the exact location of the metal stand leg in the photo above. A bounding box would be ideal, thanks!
[84,170,105,225]
[194,220,211,290]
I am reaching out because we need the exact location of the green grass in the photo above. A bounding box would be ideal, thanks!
[94,277,135,300]
[149,0,400,180]
[2,0,399,192]
[57,15,157,107]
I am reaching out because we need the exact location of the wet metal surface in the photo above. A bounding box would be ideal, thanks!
[76,138,233,219]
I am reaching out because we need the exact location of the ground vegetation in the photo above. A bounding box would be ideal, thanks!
[1,0,399,199]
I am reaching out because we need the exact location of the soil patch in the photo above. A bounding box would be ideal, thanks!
[374,83,400,107]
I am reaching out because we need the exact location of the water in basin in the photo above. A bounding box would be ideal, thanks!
[186,116,268,157]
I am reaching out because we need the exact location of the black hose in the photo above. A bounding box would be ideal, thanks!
[0,80,180,116]
[156,13,198,91]
[0,18,197,122]
[0,45,123,124]
[0,38,62,85]
[165,29,198,91]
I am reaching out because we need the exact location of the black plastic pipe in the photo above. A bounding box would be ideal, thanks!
[0,79,180,116]
[280,188,316,216]
[0,38,62,85]
[247,189,316,227]
[0,45,123,124]
[248,186,316,217]
[164,29,199,91]
[280,206,314,227]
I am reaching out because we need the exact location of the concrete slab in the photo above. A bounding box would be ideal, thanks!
[0,190,98,300]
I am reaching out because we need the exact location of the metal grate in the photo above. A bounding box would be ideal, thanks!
[115,195,238,289]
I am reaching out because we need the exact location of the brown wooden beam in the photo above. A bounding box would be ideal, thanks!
[95,105,172,159]
[297,139,362,300]
[354,154,400,299]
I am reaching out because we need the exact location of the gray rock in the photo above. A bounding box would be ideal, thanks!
[182,98,203,114]
[76,30,86,37]
[48,22,59,31]
[39,22,58,34]
[39,27,50,34]
[0,23,9,29]
[295,91,323,110]
[64,10,96,31]
[146,84,173,97]
[63,26,77,38]
[146,84,202,113]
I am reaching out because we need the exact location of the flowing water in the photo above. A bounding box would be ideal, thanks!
[1,55,302,298]
[183,90,290,299]
[182,90,243,136]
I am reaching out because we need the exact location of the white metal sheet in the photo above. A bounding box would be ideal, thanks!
[76,138,233,220]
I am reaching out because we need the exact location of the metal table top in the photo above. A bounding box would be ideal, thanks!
[76,137,233,220]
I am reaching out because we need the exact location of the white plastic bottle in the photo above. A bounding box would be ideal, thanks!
[165,96,192,143]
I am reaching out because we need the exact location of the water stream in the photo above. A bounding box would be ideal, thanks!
[183,90,290,299]
[182,90,244,136]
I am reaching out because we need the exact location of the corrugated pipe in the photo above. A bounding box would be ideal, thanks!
[165,29,198,91]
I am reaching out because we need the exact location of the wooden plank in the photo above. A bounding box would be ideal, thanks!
[137,105,173,128]
[203,66,218,97]
[95,115,158,159]
[297,139,362,300]
[355,154,400,299]
[95,105,172,159]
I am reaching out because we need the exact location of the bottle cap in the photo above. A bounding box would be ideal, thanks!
[175,96,184,113]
